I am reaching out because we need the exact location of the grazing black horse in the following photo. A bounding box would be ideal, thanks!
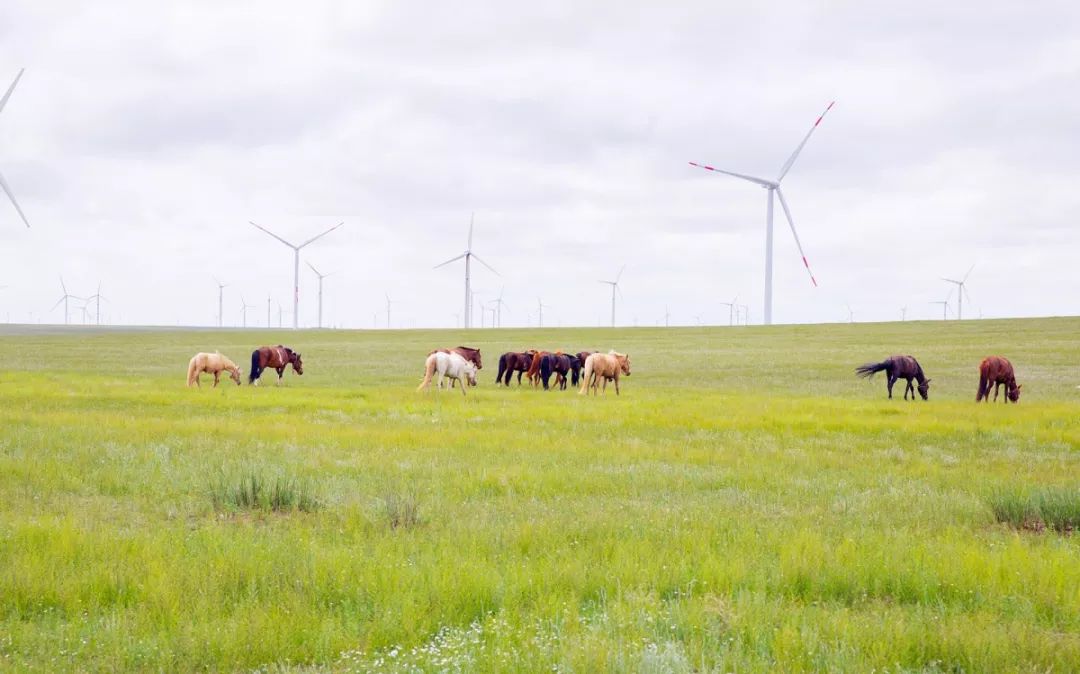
[496,351,535,386]
[539,353,577,390]
[855,355,931,400]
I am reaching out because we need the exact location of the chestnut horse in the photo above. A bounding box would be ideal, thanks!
[578,351,631,396]
[187,352,242,387]
[249,345,303,385]
[496,350,535,386]
[855,355,931,400]
[977,356,1021,403]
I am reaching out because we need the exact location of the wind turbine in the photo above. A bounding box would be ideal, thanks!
[50,277,82,325]
[491,286,510,328]
[740,304,750,326]
[240,296,255,328]
[690,101,834,325]
[266,293,272,328]
[249,220,343,329]
[433,214,498,329]
[942,265,974,320]
[901,306,908,322]
[719,296,738,326]
[929,299,950,321]
[86,282,107,325]
[306,261,333,329]
[213,277,228,327]
[664,305,671,328]
[598,265,625,327]
[0,68,30,229]
[537,298,550,328]
[385,292,397,329]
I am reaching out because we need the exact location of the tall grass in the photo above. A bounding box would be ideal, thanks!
[209,468,320,513]
[990,487,1080,532]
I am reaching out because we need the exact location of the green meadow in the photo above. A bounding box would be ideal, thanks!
[1,318,1078,672]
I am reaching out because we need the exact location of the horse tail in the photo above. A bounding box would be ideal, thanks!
[855,360,889,378]
[540,355,552,390]
[417,353,437,392]
[571,359,580,387]
[249,349,261,384]
[578,357,593,395]
[186,356,198,386]
[496,354,508,385]
[976,364,989,402]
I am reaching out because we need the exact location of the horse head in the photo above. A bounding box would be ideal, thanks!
[616,352,631,376]
[1008,383,1021,402]
[463,362,478,387]
[230,367,243,386]
[918,378,931,400]
[291,352,304,375]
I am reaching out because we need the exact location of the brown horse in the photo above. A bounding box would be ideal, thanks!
[249,345,303,386]
[578,351,631,396]
[855,355,931,400]
[977,356,1021,403]
[526,351,551,386]
[496,350,535,386]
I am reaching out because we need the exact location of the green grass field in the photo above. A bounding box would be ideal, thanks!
[1,318,1078,672]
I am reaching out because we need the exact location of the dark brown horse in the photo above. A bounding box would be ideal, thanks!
[249,345,303,385]
[855,355,931,400]
[977,356,1021,403]
[539,353,577,390]
[496,350,535,386]
[429,346,482,387]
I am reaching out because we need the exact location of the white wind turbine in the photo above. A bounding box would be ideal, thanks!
[306,261,333,329]
[719,295,738,326]
[929,299,950,321]
[384,292,399,329]
[50,277,82,325]
[491,286,510,328]
[213,277,228,327]
[599,265,625,328]
[250,221,343,329]
[664,305,671,328]
[536,297,550,328]
[942,265,974,320]
[240,295,255,328]
[86,282,107,325]
[690,101,834,325]
[433,214,498,329]
[0,68,30,229]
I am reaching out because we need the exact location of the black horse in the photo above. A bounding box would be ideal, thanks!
[496,351,535,386]
[539,353,581,390]
[855,355,931,400]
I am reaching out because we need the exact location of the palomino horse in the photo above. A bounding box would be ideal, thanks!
[855,355,931,400]
[578,351,631,396]
[417,351,477,395]
[187,352,242,387]
[496,351,535,386]
[249,345,303,385]
[977,356,1021,403]
[430,346,482,387]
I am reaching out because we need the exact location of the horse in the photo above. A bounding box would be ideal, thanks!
[977,356,1021,403]
[572,352,593,386]
[496,351,535,386]
[417,351,477,395]
[526,351,551,386]
[578,351,631,396]
[539,352,576,390]
[429,346,482,388]
[249,345,303,385]
[187,352,242,387]
[855,355,931,400]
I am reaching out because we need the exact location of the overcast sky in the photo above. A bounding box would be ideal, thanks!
[1,2,1078,328]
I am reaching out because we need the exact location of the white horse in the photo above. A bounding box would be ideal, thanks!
[417,351,478,395]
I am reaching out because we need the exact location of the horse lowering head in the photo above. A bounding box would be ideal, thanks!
[229,367,243,385]
[917,378,931,400]
[1008,383,1022,402]
[612,351,631,376]
[290,351,304,375]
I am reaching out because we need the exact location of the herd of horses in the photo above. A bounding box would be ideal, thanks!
[186,343,1021,403]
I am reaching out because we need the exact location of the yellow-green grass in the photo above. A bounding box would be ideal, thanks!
[0,318,1078,672]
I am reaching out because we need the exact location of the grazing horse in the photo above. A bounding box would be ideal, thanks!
[977,356,1021,403]
[578,351,631,396]
[249,345,303,385]
[855,355,931,400]
[417,351,477,395]
[430,346,483,388]
[526,351,552,386]
[539,352,576,390]
[187,352,242,387]
[496,351,535,386]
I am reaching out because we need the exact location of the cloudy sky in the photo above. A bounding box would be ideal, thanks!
[1,2,1078,328]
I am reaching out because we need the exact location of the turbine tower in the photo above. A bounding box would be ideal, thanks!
[930,299,950,321]
[384,292,398,329]
[664,305,670,328]
[0,68,30,228]
[306,261,333,329]
[719,295,738,326]
[433,214,498,329]
[250,221,343,329]
[537,298,550,328]
[213,277,228,327]
[942,265,974,320]
[599,265,625,328]
[690,101,834,325]
[239,296,255,328]
[86,282,106,325]
[50,277,81,325]
[901,306,907,322]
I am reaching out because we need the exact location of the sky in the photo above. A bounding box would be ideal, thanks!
[1,2,1079,328]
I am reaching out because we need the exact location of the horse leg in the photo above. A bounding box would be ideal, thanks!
[213,371,220,388]
[887,375,895,399]
[276,367,285,386]
[614,373,620,396]
[993,382,1000,402]
[459,377,467,396]
[907,379,914,400]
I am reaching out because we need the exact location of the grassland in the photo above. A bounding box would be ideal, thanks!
[1,318,1078,672]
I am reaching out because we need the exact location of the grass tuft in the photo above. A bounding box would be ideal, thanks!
[381,489,421,530]
[210,468,320,513]
[989,487,1080,532]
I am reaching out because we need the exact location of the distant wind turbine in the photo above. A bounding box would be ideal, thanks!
[240,295,255,328]
[740,304,750,326]
[491,286,510,328]
[433,213,498,329]
[719,295,738,326]
[846,303,855,324]
[306,261,333,329]
[599,265,625,327]
[86,282,106,326]
[385,292,398,329]
[942,265,974,320]
[537,298,550,328]
[213,277,228,327]
[266,293,272,328]
[50,277,82,325]
[690,101,834,325]
[250,220,344,329]
[0,68,30,228]
[901,306,907,322]
[664,305,670,328]
[930,299,950,321]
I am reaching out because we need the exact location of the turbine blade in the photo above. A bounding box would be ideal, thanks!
[615,264,625,284]
[0,169,31,228]
[250,221,295,248]
[688,162,775,187]
[775,188,818,287]
[299,221,344,248]
[433,253,467,269]
[50,296,65,311]
[777,101,835,182]
[468,213,474,250]
[0,68,24,116]
[961,264,975,283]
[59,276,66,294]
[941,278,961,284]
[472,253,499,276]
[306,261,321,275]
